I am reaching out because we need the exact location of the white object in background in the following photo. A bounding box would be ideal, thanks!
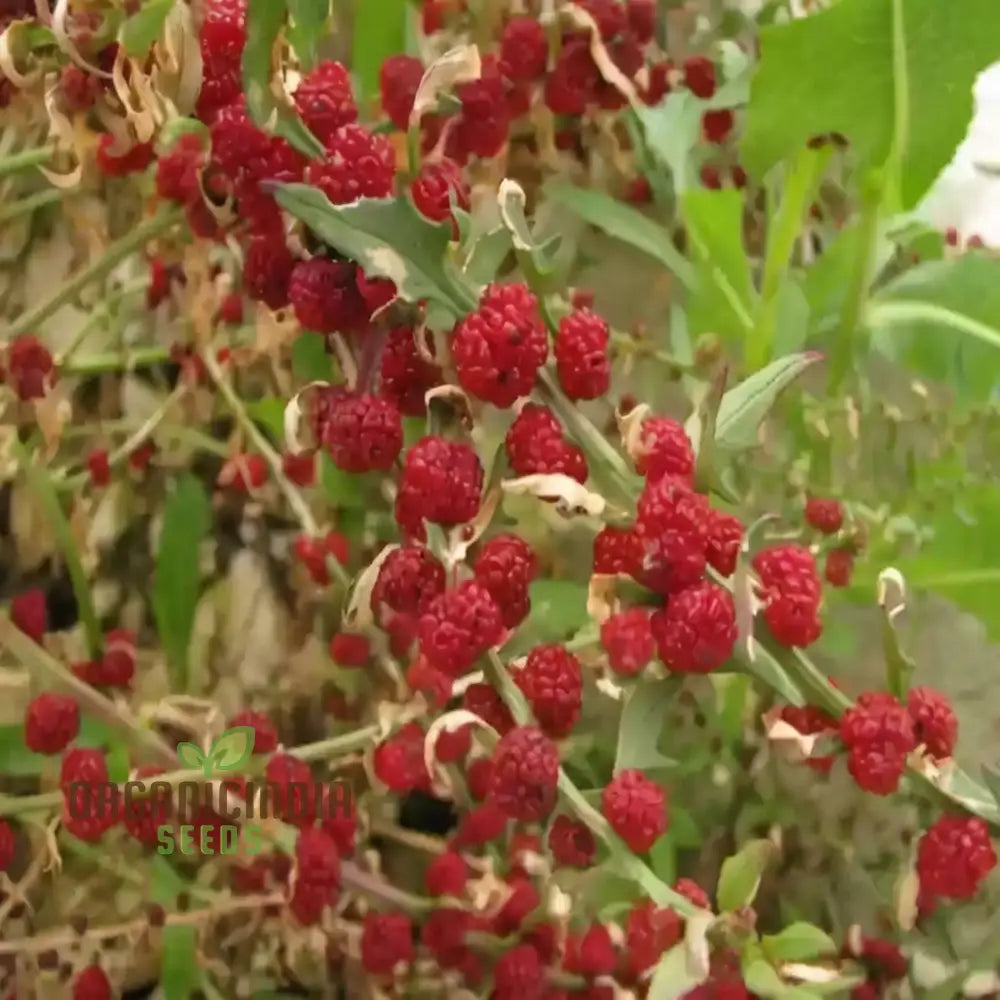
[917,63,1000,246]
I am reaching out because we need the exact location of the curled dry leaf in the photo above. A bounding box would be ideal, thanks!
[425,382,473,426]
[423,709,488,788]
[40,83,84,189]
[501,473,607,518]
[587,573,621,625]
[445,484,501,570]
[779,963,844,984]
[895,865,920,932]
[343,543,400,630]
[763,708,825,764]
[112,50,165,145]
[562,3,639,106]
[410,44,482,129]
[616,401,652,463]
[283,380,331,454]
[0,20,42,88]
[153,0,203,115]
[877,566,906,621]
[497,179,532,251]
[52,0,110,79]
[684,912,714,980]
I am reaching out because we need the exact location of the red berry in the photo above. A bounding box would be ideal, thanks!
[316,391,403,473]
[853,937,907,982]
[3,335,56,400]
[593,525,642,575]
[372,545,447,623]
[500,18,548,81]
[451,63,510,160]
[545,38,600,115]
[601,608,655,677]
[452,801,508,848]
[61,748,117,842]
[196,0,246,119]
[87,449,112,487]
[452,282,548,407]
[505,402,588,482]
[473,533,538,629]
[96,135,155,176]
[318,789,357,856]
[226,710,278,754]
[423,907,475,969]
[379,54,424,131]
[304,123,395,204]
[602,768,667,852]
[567,923,618,978]
[547,814,596,868]
[683,56,716,98]
[493,944,544,999]
[702,108,734,144]
[805,496,844,535]
[463,682,515,736]
[840,692,916,795]
[378,325,442,416]
[555,309,611,400]
[626,0,656,43]
[492,877,541,935]
[361,911,414,975]
[373,721,431,792]
[264,752,315,826]
[217,452,268,491]
[73,965,112,1000]
[824,547,854,588]
[418,580,504,677]
[426,850,468,896]
[289,826,340,924]
[634,477,709,595]
[294,532,349,585]
[488,726,560,822]
[0,819,15,872]
[651,580,736,673]
[917,815,996,901]
[396,436,483,531]
[11,588,47,644]
[516,644,583,738]
[25,693,80,754]
[411,157,470,237]
[907,687,957,761]
[753,544,823,648]
[293,60,357,144]
[289,257,369,333]
[466,756,493,800]
[675,877,710,909]
[156,133,204,203]
[218,291,244,324]
[779,704,837,773]
[329,631,371,667]
[633,416,694,483]
[705,509,743,577]
[242,233,295,310]
[282,451,316,487]
[625,901,682,979]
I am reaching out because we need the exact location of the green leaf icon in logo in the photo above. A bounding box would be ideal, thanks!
[176,742,209,774]
[206,726,256,775]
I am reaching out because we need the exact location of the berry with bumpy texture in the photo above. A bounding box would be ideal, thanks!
[289,827,340,924]
[96,136,155,177]
[3,336,56,401]
[11,588,47,643]
[548,814,596,868]
[651,581,737,673]
[418,581,504,677]
[488,726,560,822]
[840,693,916,795]
[196,0,246,119]
[407,656,452,707]
[61,748,118,842]
[464,682,515,736]
[917,815,996,901]
[73,966,112,1000]
[473,533,538,629]
[675,877,710,909]
[378,325,442,416]
[601,608,655,677]
[411,158,470,237]
[264,753,315,827]
[305,124,395,204]
[824,547,854,588]
[466,756,493,801]
[516,644,583,738]
[379,54,424,130]
[25,693,79,754]
[396,436,484,530]
[704,509,743,578]
[702,108,734,144]
[361,911,414,975]
[492,878,541,936]
[289,257,369,334]
[451,62,510,160]
[373,722,432,792]
[505,403,588,482]
[602,769,667,852]
[634,416,695,483]
[241,234,294,310]
[753,544,823,647]
[805,496,844,535]
[907,687,958,761]
[226,710,277,754]
[372,545,446,623]
[555,309,611,400]
[593,525,642,575]
[0,818,15,871]
[683,55,716,98]
[426,850,468,896]
[208,99,271,181]
[634,477,709,595]
[493,944,544,999]
[567,923,617,978]
[293,60,357,144]
[500,18,548,81]
[545,37,600,115]
[451,282,548,407]
[155,133,204,203]
[626,0,656,42]
[316,392,403,473]
[625,902,683,980]
[452,802,507,848]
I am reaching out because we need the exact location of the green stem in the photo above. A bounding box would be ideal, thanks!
[55,278,149,364]
[0,188,63,225]
[0,145,54,179]
[60,346,172,375]
[9,438,103,659]
[828,175,881,394]
[6,205,182,341]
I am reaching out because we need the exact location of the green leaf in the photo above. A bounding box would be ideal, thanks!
[497,180,559,282]
[501,579,589,657]
[614,678,680,774]
[119,0,175,56]
[636,91,704,195]
[157,118,209,153]
[717,838,776,911]
[714,352,822,451]
[291,330,334,382]
[762,923,837,962]
[162,924,199,1000]
[320,453,366,508]
[152,475,211,690]
[681,188,756,340]
[542,181,696,288]
[867,254,1000,403]
[245,397,286,441]
[741,0,1000,208]
[983,766,1000,809]
[274,185,473,318]
[648,942,709,1000]
[463,227,513,289]
[107,738,130,784]
[242,0,324,158]
[287,0,329,72]
[176,742,207,770]
[741,959,792,1000]
[0,717,110,776]
[352,0,407,101]
[209,726,255,771]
